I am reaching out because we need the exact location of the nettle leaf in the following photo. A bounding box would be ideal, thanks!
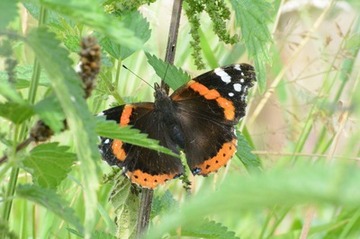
[23,143,76,189]
[40,0,143,50]
[101,11,151,60]
[176,219,239,239]
[26,27,99,236]
[151,190,177,217]
[236,133,262,173]
[16,184,83,233]
[34,96,65,133]
[0,0,18,30]
[230,0,273,91]
[146,53,190,90]
[109,173,139,239]
[0,102,34,124]
[96,118,178,157]
[0,65,51,89]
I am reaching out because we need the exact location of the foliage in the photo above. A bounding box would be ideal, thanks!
[0,0,359,239]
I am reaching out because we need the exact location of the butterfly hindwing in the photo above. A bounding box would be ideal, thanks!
[99,103,184,188]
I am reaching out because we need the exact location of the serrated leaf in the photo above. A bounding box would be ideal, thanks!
[146,53,190,90]
[96,118,178,157]
[40,0,143,50]
[236,133,262,173]
[177,219,239,239]
[34,96,65,133]
[26,27,99,237]
[0,65,51,89]
[230,0,273,91]
[0,0,18,30]
[109,173,139,239]
[16,184,83,233]
[151,190,177,217]
[0,102,34,124]
[23,143,76,189]
[101,11,151,60]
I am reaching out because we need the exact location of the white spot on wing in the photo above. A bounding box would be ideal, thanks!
[240,78,244,83]
[228,92,234,97]
[104,139,110,144]
[215,68,231,83]
[75,62,82,73]
[97,112,104,116]
[234,64,241,71]
[233,83,242,92]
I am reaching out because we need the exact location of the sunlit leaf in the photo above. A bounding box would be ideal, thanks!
[0,102,34,124]
[23,143,76,189]
[230,0,273,91]
[101,11,151,60]
[146,53,190,90]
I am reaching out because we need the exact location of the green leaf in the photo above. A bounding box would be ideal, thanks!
[151,190,177,217]
[109,173,139,239]
[177,219,239,239]
[96,118,178,157]
[34,96,65,133]
[146,53,190,90]
[0,102,34,124]
[230,0,273,91]
[236,133,262,173]
[23,143,76,189]
[101,11,151,60]
[16,184,83,233]
[26,27,99,237]
[40,0,143,50]
[0,80,26,103]
[91,231,117,239]
[147,163,360,238]
[0,65,51,89]
[0,0,18,30]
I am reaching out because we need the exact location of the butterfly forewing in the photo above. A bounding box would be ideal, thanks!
[99,63,256,187]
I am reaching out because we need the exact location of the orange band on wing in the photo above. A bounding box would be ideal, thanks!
[195,138,237,175]
[112,139,126,162]
[126,170,177,189]
[112,105,134,162]
[120,105,133,126]
[189,81,235,121]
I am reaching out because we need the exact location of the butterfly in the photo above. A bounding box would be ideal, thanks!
[99,63,256,188]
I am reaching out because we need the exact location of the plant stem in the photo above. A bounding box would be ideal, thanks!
[161,0,184,94]
[136,0,183,238]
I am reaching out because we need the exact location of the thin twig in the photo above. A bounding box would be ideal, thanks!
[0,137,34,164]
[136,0,184,238]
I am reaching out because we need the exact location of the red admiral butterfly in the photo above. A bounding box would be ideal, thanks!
[99,63,256,188]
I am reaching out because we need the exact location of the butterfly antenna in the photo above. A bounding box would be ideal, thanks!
[122,65,154,90]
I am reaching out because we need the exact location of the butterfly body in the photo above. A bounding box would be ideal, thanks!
[99,63,256,188]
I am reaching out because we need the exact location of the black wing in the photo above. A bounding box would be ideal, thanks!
[99,103,184,188]
[171,63,256,175]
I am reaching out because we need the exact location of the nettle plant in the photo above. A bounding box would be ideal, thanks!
[1,0,360,239]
